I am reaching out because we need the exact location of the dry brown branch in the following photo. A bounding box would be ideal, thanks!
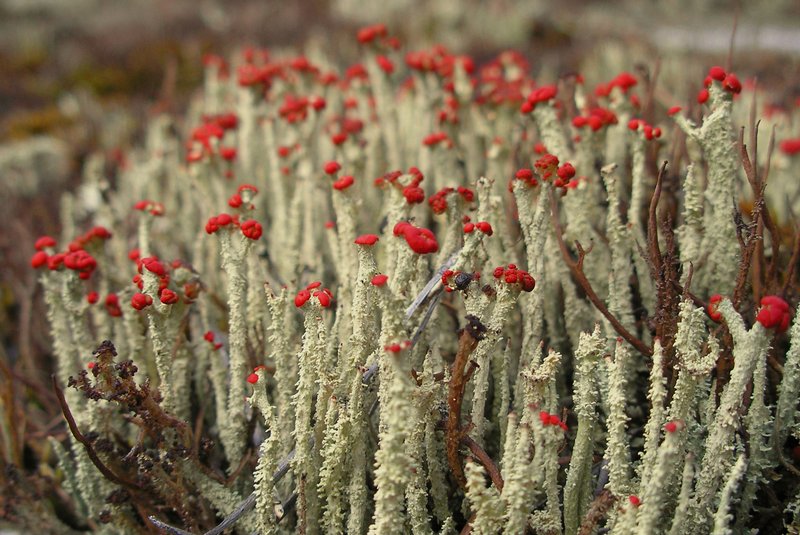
[446,315,486,488]
[550,191,652,356]
[52,375,144,491]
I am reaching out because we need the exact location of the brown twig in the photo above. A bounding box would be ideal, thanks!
[446,316,485,488]
[462,434,504,492]
[52,375,143,491]
[647,161,667,276]
[550,191,652,356]
[578,489,617,535]
[734,125,779,306]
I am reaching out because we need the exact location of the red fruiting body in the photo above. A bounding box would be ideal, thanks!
[204,331,215,343]
[475,221,493,236]
[393,221,411,236]
[331,132,348,146]
[457,186,474,202]
[324,161,341,175]
[241,220,263,240]
[780,139,800,156]
[87,291,99,304]
[723,74,742,94]
[142,257,166,277]
[515,168,535,183]
[314,290,331,308]
[354,234,379,246]
[538,411,567,431]
[183,282,200,301]
[572,107,617,131]
[535,154,559,175]
[30,250,48,268]
[131,292,153,310]
[160,289,179,305]
[91,226,112,239]
[629,496,641,507]
[34,236,57,250]
[384,343,402,353]
[524,85,557,111]
[246,373,259,384]
[310,96,326,111]
[463,222,475,233]
[134,200,164,216]
[238,184,259,195]
[664,421,678,433]
[708,66,726,81]
[493,264,535,292]
[371,274,388,286]
[707,294,723,323]
[428,187,453,214]
[376,55,394,74]
[396,223,439,254]
[422,131,450,147]
[47,253,65,270]
[64,250,97,279]
[333,175,355,190]
[403,186,425,204]
[306,281,322,290]
[756,295,791,333]
[557,163,576,181]
[219,147,237,161]
[697,89,709,104]
[356,23,388,44]
[668,105,682,115]
[228,194,243,208]
[295,289,311,308]
[105,294,122,317]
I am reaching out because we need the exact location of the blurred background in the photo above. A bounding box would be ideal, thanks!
[0,0,798,529]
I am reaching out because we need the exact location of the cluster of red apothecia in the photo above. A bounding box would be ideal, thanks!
[422,131,454,149]
[513,153,578,191]
[30,212,202,315]
[323,161,356,192]
[373,167,426,205]
[294,281,335,308]
[571,106,618,132]
[384,340,412,353]
[462,216,493,236]
[493,264,536,293]
[205,185,263,240]
[186,113,239,167]
[627,119,662,141]
[205,213,263,240]
[697,65,742,104]
[707,294,792,333]
[246,365,269,384]
[30,227,111,280]
[538,411,568,431]
[393,221,439,255]
[428,186,474,214]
